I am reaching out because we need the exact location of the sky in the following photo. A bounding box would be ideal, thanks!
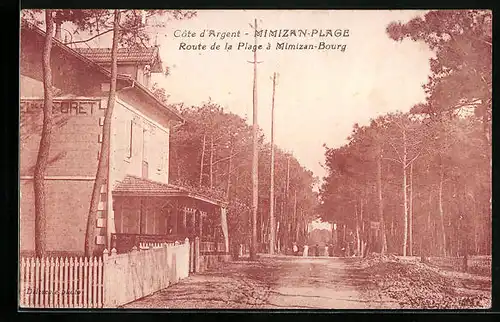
[65,10,434,182]
[308,218,333,232]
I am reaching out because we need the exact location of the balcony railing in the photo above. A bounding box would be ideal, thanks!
[111,233,196,254]
[112,233,227,254]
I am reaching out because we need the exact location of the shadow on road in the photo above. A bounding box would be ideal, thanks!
[123,256,399,309]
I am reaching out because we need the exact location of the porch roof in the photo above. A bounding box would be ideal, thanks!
[112,175,228,207]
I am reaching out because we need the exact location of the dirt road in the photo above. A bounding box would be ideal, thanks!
[123,255,399,309]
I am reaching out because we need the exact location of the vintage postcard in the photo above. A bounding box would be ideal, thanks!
[19,9,491,310]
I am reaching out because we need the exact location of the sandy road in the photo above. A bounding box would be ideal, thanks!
[123,255,400,309]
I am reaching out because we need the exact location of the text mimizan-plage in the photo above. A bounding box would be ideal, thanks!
[176,28,350,51]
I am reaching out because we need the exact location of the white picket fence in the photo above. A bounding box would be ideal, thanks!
[20,239,192,308]
[20,256,103,308]
[103,240,190,308]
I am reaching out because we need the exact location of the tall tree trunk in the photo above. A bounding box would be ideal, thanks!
[199,134,206,187]
[276,220,280,253]
[402,127,408,257]
[377,151,388,254]
[409,161,414,256]
[360,197,365,257]
[249,18,259,260]
[422,190,432,262]
[269,72,276,255]
[343,224,346,247]
[296,209,299,242]
[461,184,469,272]
[355,204,360,256]
[431,194,435,254]
[483,104,492,256]
[280,197,285,253]
[226,143,232,199]
[209,134,214,189]
[258,208,265,245]
[472,197,478,254]
[34,9,55,258]
[85,9,120,257]
[438,164,446,257]
[420,226,424,262]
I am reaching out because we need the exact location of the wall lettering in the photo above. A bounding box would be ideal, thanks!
[20,99,102,115]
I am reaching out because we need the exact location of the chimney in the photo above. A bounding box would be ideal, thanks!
[54,21,62,41]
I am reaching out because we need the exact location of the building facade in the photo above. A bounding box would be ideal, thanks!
[20,23,228,256]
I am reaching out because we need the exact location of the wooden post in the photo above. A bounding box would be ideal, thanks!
[190,209,195,234]
[269,72,277,255]
[199,212,203,237]
[182,207,187,234]
[189,239,194,273]
[284,155,290,252]
[248,18,261,261]
[195,236,200,272]
[293,189,297,242]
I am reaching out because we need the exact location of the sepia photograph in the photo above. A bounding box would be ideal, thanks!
[19,9,491,310]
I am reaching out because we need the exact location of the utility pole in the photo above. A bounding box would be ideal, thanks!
[269,72,277,255]
[248,18,262,260]
[284,154,290,252]
[293,189,298,242]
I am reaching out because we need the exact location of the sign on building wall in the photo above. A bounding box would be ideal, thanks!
[20,98,103,115]
[20,97,105,177]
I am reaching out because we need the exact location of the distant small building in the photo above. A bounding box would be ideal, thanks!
[308,218,332,233]
[20,23,229,256]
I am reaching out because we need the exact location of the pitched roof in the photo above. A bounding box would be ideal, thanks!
[21,22,133,84]
[21,22,182,122]
[113,175,227,207]
[75,47,163,72]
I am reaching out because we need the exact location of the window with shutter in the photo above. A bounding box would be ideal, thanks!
[142,129,149,178]
[126,120,133,159]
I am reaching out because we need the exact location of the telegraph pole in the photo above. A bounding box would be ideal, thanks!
[284,154,290,252]
[248,19,262,260]
[269,72,277,255]
[293,189,298,242]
